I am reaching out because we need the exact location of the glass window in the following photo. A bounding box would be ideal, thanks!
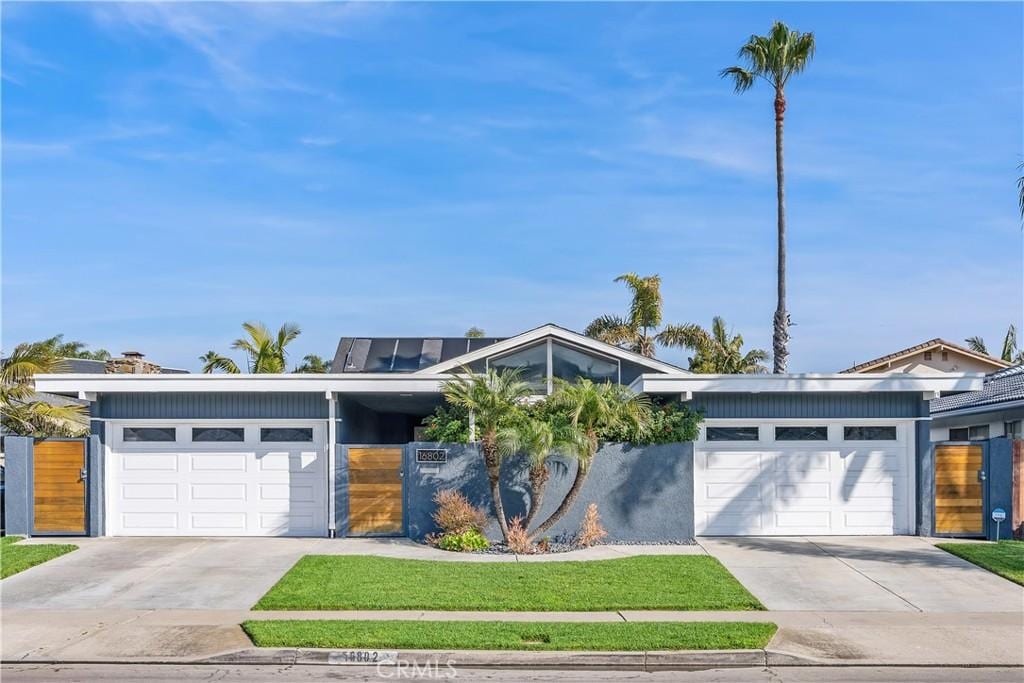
[968,425,989,440]
[706,426,759,441]
[260,427,313,442]
[775,426,828,441]
[489,343,547,390]
[948,427,968,441]
[123,427,176,442]
[192,427,244,442]
[844,426,897,441]
[1005,421,1022,440]
[551,343,618,384]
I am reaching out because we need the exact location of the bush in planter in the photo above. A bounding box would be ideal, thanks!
[432,489,488,536]
[436,528,490,552]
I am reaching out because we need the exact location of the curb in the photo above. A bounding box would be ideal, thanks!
[201,647,775,670]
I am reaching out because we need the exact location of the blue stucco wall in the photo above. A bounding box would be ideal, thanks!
[4,436,32,536]
[403,441,694,543]
[986,437,1014,540]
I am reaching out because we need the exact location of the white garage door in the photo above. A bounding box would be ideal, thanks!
[694,422,912,536]
[109,423,327,537]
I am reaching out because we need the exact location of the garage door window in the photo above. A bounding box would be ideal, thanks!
[260,427,314,442]
[775,426,827,441]
[123,427,176,442]
[843,426,897,441]
[706,426,759,441]
[192,427,244,442]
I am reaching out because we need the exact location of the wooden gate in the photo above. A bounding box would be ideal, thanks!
[33,440,87,535]
[347,447,403,536]
[934,443,984,536]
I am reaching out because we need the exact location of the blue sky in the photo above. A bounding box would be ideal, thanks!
[2,2,1021,372]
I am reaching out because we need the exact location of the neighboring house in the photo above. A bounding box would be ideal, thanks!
[19,324,981,541]
[841,338,1010,375]
[930,364,1024,442]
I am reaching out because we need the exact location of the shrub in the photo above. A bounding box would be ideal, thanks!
[432,489,488,535]
[420,404,470,443]
[506,516,534,554]
[576,503,608,547]
[601,401,701,444]
[436,529,490,552]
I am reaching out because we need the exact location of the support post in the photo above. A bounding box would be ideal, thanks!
[327,391,337,537]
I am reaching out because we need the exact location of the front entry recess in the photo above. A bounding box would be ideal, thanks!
[934,444,984,535]
[33,440,87,534]
[348,447,403,535]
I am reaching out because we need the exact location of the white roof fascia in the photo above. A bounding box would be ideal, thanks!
[630,373,985,394]
[417,324,687,376]
[34,373,452,395]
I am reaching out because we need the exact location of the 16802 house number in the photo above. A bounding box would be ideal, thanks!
[416,449,448,463]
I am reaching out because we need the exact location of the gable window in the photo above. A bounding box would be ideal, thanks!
[706,426,759,442]
[844,426,897,441]
[123,427,176,442]
[192,427,244,442]
[551,342,618,384]
[488,343,548,390]
[487,339,622,394]
[775,426,828,441]
[941,351,949,361]
[260,427,313,443]
[924,351,933,361]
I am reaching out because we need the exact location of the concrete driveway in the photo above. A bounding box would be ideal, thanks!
[699,536,1024,612]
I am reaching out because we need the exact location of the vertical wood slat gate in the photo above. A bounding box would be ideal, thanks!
[934,443,984,536]
[347,447,404,536]
[33,440,87,534]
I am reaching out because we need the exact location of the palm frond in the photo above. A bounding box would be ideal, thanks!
[200,352,241,374]
[720,65,755,93]
[584,315,635,347]
[614,273,663,330]
[964,336,989,355]
[657,323,713,353]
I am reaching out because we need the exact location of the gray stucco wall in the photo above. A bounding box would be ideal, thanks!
[4,436,32,536]
[986,437,1013,540]
[87,435,103,537]
[917,418,934,536]
[403,441,694,543]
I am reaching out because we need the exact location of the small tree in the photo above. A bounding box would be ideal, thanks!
[293,354,330,373]
[659,316,769,373]
[441,367,532,541]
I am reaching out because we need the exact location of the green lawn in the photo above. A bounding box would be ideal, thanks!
[936,540,1024,586]
[1,535,77,579]
[254,555,764,611]
[243,619,777,651]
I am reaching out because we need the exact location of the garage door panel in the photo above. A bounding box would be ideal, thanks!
[111,424,327,537]
[695,425,911,536]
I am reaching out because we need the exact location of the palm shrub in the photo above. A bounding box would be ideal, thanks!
[659,316,768,373]
[585,273,663,358]
[441,368,533,541]
[528,379,651,539]
[201,321,301,373]
[1,343,88,437]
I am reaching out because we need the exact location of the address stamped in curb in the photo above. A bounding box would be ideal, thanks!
[328,650,399,665]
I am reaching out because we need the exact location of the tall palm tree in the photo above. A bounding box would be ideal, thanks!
[201,321,301,373]
[585,273,663,357]
[966,324,1024,364]
[1,342,88,437]
[722,21,815,373]
[34,334,110,360]
[529,379,650,539]
[659,317,769,373]
[441,367,533,540]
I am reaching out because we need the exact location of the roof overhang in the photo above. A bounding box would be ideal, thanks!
[35,373,452,396]
[416,323,687,375]
[631,372,985,395]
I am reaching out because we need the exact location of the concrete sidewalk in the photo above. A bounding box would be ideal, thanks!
[3,608,1022,666]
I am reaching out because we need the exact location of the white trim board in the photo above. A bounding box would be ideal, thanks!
[632,373,983,394]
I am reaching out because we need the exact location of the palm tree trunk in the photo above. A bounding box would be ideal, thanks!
[482,441,510,540]
[772,89,790,374]
[523,464,549,531]
[530,460,588,540]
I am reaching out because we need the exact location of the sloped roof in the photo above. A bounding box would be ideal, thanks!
[930,364,1024,414]
[331,337,505,373]
[841,338,1010,374]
